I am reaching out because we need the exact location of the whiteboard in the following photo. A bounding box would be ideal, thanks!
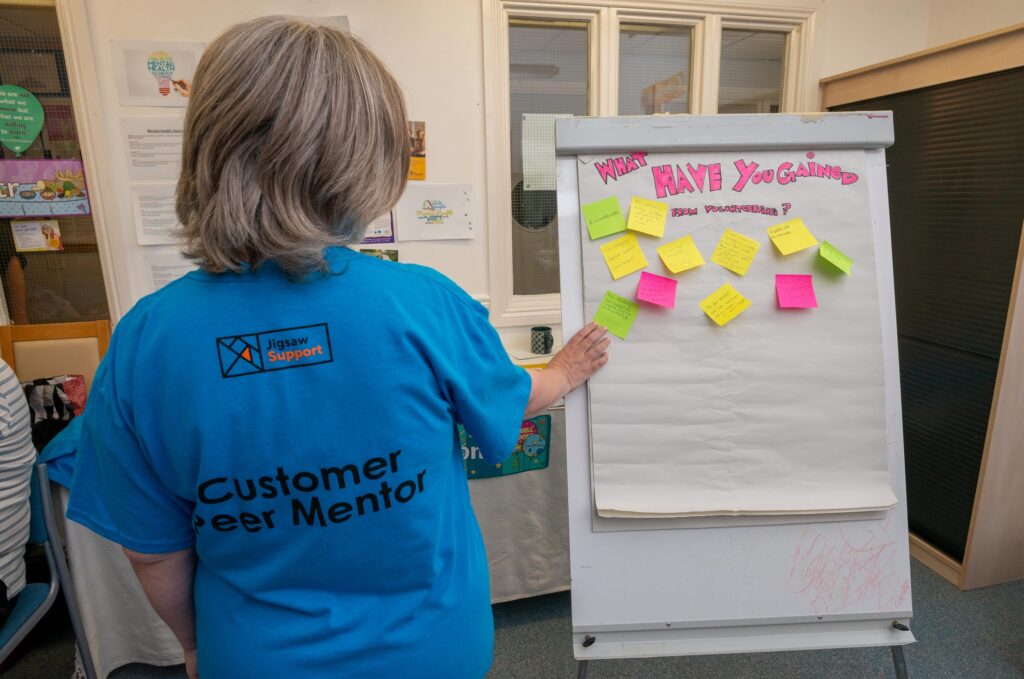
[557,114,914,659]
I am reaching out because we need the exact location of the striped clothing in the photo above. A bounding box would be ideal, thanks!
[0,360,33,600]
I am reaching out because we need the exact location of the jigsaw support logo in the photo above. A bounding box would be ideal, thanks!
[217,323,333,378]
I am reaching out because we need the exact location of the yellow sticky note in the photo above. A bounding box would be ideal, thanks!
[711,229,760,276]
[767,218,818,255]
[700,283,751,327]
[600,232,648,280]
[657,235,705,274]
[626,196,668,238]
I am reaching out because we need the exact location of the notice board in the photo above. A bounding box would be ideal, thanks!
[556,113,914,659]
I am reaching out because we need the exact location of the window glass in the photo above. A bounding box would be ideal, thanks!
[619,23,692,115]
[0,4,110,324]
[509,19,589,296]
[718,29,786,113]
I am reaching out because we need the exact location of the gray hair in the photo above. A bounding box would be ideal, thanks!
[176,16,409,277]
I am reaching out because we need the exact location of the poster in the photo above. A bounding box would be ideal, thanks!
[11,219,62,252]
[577,149,896,517]
[407,121,425,180]
[361,211,394,244]
[395,184,473,241]
[0,159,90,217]
[130,184,179,245]
[121,117,184,181]
[358,248,399,262]
[143,250,193,293]
[462,415,551,479]
[113,41,205,107]
[0,85,44,154]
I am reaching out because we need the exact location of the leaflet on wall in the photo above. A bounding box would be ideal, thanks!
[113,41,205,107]
[130,184,179,245]
[358,248,399,262]
[395,184,473,241]
[361,212,395,244]
[0,159,90,217]
[121,117,184,181]
[144,250,193,293]
[407,121,426,180]
[11,219,62,252]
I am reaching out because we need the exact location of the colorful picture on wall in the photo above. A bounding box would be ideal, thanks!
[358,248,399,262]
[0,159,90,217]
[0,85,45,154]
[113,40,205,107]
[462,415,551,479]
[407,120,425,180]
[11,219,63,252]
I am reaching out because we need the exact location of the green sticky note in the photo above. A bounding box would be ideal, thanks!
[819,240,853,275]
[594,290,640,340]
[582,196,627,240]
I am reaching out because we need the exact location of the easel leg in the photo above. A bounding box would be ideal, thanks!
[577,659,589,679]
[890,645,909,679]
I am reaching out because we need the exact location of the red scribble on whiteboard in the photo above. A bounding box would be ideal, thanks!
[788,526,910,614]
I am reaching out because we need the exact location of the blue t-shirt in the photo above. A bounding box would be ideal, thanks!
[67,247,531,678]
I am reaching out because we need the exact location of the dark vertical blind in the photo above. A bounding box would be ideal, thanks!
[832,67,1024,561]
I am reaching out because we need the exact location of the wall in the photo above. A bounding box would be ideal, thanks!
[925,0,1024,47]
[816,0,931,79]
[69,0,489,319]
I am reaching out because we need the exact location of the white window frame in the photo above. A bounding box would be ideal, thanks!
[481,0,821,327]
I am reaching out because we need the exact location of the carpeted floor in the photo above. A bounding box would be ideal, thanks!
[4,558,1022,678]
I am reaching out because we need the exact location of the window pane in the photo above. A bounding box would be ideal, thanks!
[0,4,110,324]
[718,29,786,113]
[509,20,589,296]
[619,24,692,115]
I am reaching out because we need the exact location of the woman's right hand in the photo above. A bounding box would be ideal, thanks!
[525,323,610,418]
[548,322,610,393]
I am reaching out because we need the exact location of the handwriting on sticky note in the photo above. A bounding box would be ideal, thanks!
[627,196,668,238]
[600,232,648,280]
[767,218,818,255]
[582,196,627,240]
[594,291,640,339]
[657,235,704,274]
[636,271,677,309]
[700,283,751,326]
[776,274,818,308]
[711,229,760,276]
[819,240,853,275]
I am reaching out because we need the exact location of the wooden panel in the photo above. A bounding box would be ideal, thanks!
[909,533,961,587]
[820,24,1024,109]
[960,225,1024,590]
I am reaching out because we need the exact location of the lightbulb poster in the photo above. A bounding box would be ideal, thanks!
[113,41,206,107]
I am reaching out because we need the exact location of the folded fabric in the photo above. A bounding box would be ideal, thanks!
[38,416,83,489]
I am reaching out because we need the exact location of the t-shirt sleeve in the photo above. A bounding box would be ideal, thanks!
[66,350,195,554]
[431,289,531,464]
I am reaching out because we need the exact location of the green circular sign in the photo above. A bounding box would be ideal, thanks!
[0,85,45,155]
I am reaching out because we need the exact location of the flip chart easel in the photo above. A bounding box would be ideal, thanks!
[555,114,914,675]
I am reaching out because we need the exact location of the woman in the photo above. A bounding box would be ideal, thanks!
[67,16,608,678]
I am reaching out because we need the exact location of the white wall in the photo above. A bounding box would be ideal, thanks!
[816,0,931,78]
[925,0,1024,46]
[72,0,489,319]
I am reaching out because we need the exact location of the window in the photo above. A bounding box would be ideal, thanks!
[619,24,693,116]
[0,4,110,325]
[719,29,787,113]
[509,20,589,296]
[483,1,817,326]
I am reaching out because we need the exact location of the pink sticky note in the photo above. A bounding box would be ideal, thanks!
[776,274,818,309]
[636,271,677,309]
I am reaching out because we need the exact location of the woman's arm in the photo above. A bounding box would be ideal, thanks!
[525,322,609,418]
[123,547,199,678]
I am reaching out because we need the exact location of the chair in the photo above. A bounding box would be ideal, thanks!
[0,464,98,679]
